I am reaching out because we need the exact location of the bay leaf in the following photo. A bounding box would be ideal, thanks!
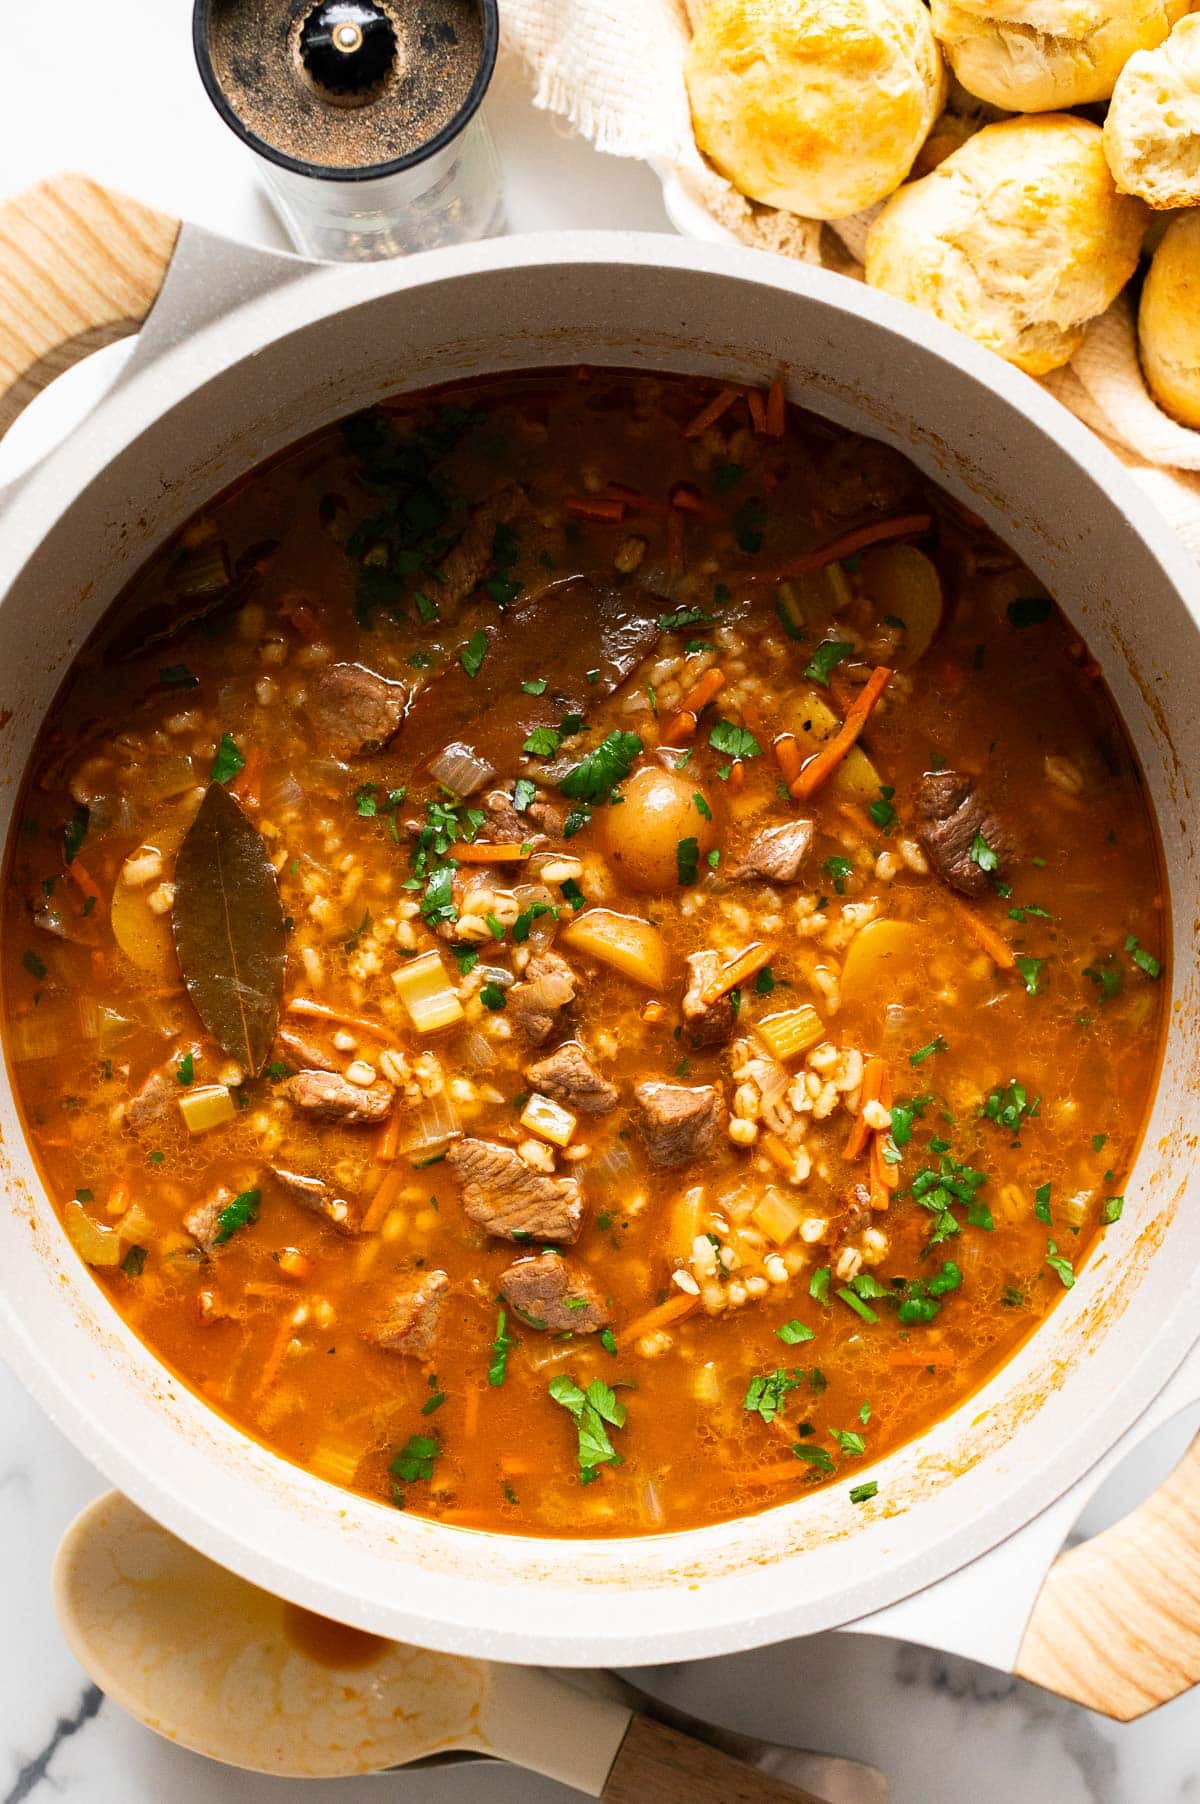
[172,783,286,1077]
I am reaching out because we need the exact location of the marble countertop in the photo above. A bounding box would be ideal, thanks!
[3,5,1200,1799]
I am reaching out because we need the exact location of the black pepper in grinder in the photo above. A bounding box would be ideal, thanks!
[194,0,503,260]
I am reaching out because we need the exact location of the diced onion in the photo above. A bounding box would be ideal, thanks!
[178,1084,236,1134]
[9,1004,89,1062]
[64,1199,123,1267]
[146,753,198,799]
[592,1141,634,1184]
[263,771,304,815]
[394,949,464,1033]
[427,741,496,798]
[520,1092,577,1147]
[401,1089,462,1159]
[462,1030,497,1069]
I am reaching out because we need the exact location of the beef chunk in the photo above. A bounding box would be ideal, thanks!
[525,1040,617,1114]
[635,1080,723,1168]
[682,951,735,1051]
[507,951,576,1045]
[813,435,922,531]
[275,1027,338,1073]
[732,819,814,884]
[483,785,564,845]
[282,1068,394,1124]
[917,769,1009,897]
[499,1251,609,1333]
[183,1187,233,1255]
[363,1270,448,1359]
[125,1044,202,1134]
[305,662,407,759]
[448,1138,583,1243]
[434,482,525,613]
[270,1167,357,1234]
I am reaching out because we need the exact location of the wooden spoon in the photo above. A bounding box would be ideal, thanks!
[53,1491,838,1801]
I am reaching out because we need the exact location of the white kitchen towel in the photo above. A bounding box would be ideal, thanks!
[501,0,1200,550]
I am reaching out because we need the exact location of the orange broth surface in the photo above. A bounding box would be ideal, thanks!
[0,368,1168,1536]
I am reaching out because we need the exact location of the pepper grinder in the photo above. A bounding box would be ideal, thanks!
[194,0,503,261]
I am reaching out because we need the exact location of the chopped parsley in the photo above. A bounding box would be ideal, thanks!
[1125,935,1162,980]
[1034,1180,1052,1224]
[459,629,488,677]
[176,1052,195,1086]
[513,901,557,943]
[120,1245,147,1278]
[849,1480,879,1504]
[1009,902,1052,923]
[1015,954,1046,996]
[744,1369,801,1423]
[158,663,198,688]
[734,496,767,554]
[1084,958,1123,1003]
[969,832,998,873]
[548,1375,626,1482]
[512,776,537,813]
[809,1266,831,1306]
[1045,1240,1076,1289]
[64,804,90,864]
[213,1188,260,1245]
[830,1429,866,1457]
[600,1327,618,1357]
[676,836,700,886]
[523,725,562,758]
[658,607,715,632]
[693,792,713,821]
[868,785,897,833]
[709,719,762,760]
[479,982,507,1011]
[454,947,479,977]
[21,948,46,981]
[776,1319,815,1346]
[559,877,586,911]
[210,733,245,784]
[559,731,642,803]
[755,966,776,995]
[981,1081,1040,1137]
[804,640,854,687]
[791,1444,835,1475]
[1103,1195,1125,1223]
[389,1433,440,1505]
[488,1306,515,1385]
[910,1036,947,1066]
[521,677,548,695]
[823,855,854,896]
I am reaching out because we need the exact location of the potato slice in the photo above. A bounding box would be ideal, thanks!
[561,907,667,989]
[110,816,187,976]
[860,544,942,668]
[840,918,926,1010]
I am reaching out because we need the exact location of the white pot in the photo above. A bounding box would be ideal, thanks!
[1,181,1198,1703]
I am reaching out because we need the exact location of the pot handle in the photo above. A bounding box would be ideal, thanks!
[849,1345,1200,1720]
[0,172,180,436]
[1012,1430,1200,1718]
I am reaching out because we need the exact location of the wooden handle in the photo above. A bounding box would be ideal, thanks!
[1015,1431,1200,1720]
[0,171,179,436]
[602,1716,827,1804]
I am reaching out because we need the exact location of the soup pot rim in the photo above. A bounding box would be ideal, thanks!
[0,226,1198,1669]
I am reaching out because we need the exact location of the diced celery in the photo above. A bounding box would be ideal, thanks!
[520,1092,577,1147]
[395,949,464,1032]
[755,1006,824,1063]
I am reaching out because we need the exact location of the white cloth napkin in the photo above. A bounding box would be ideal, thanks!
[501,0,1200,555]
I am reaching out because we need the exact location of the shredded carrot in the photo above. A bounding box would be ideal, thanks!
[747,387,768,434]
[774,732,803,789]
[280,596,322,641]
[564,494,625,523]
[375,1106,402,1165]
[622,1292,700,1344]
[606,481,670,516]
[682,386,740,439]
[500,1455,537,1476]
[748,1460,813,1486]
[642,1000,665,1024]
[463,1382,481,1440]
[230,746,264,809]
[953,899,1017,971]
[765,376,786,439]
[844,1056,886,1160]
[769,513,933,580]
[362,1162,405,1233]
[66,859,103,906]
[700,940,774,1005]
[285,997,402,1045]
[888,1345,956,1369]
[728,758,745,790]
[660,666,726,745]
[669,481,705,514]
[666,507,685,576]
[837,801,875,839]
[790,666,892,801]
[446,840,531,863]
[739,694,766,745]
[251,1316,297,1402]
[868,1133,894,1210]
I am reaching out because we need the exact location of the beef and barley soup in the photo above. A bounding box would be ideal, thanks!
[1,369,1166,1536]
